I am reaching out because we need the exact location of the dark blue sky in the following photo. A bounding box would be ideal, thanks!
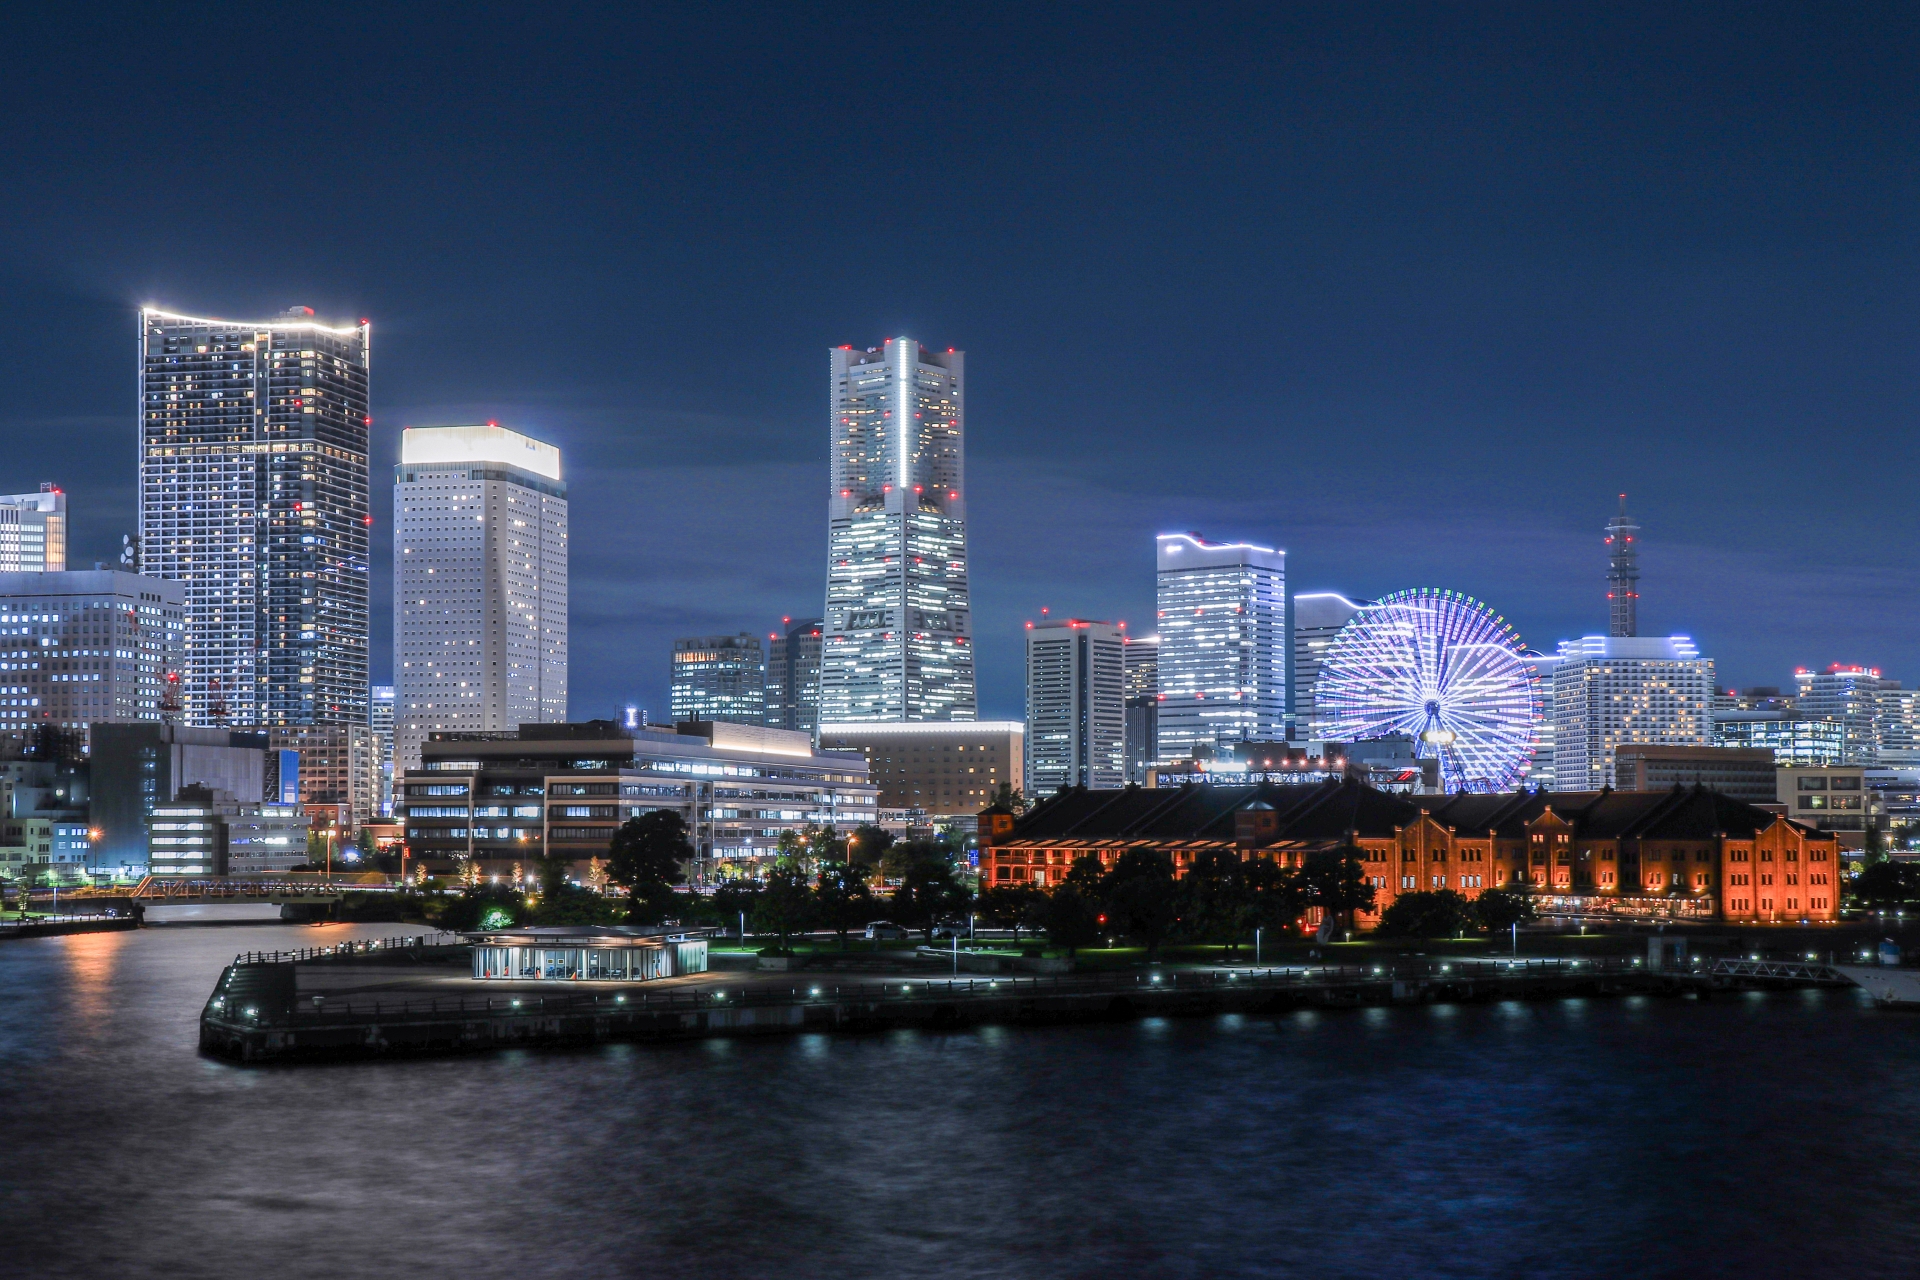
[2,3,1916,719]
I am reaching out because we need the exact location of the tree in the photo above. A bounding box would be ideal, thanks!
[605,810,692,924]
[1101,848,1177,960]
[814,861,876,948]
[1472,886,1538,934]
[989,782,1028,813]
[976,884,1045,942]
[892,852,971,942]
[751,864,815,951]
[1177,849,1252,953]
[845,823,896,868]
[1299,843,1376,939]
[1242,858,1308,945]
[1853,860,1920,908]
[1863,821,1888,867]
[1374,890,1475,939]
[1040,883,1103,956]
[1062,853,1107,895]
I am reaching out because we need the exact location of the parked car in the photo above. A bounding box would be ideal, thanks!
[930,919,969,940]
[864,920,908,940]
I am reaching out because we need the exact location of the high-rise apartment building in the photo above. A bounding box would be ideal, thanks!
[1025,619,1126,794]
[1794,665,1886,765]
[0,486,67,572]
[1124,633,1159,784]
[370,683,394,818]
[394,425,568,771]
[0,571,185,737]
[1290,592,1365,739]
[139,307,371,727]
[670,634,766,726]
[1154,533,1286,760]
[268,724,379,830]
[1550,635,1716,790]
[820,340,976,723]
[766,617,823,736]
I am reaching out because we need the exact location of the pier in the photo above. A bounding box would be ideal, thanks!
[195,941,1867,1064]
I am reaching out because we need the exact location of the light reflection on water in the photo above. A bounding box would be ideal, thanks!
[0,921,1912,1280]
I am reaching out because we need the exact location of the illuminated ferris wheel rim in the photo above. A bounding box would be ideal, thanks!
[1313,588,1539,792]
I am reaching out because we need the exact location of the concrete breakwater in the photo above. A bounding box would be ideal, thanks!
[195,951,1847,1064]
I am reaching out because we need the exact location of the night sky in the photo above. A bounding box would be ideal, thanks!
[2,4,1916,720]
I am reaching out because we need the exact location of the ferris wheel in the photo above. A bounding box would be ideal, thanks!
[1312,588,1540,793]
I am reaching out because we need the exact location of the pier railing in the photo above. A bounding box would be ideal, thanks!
[229,956,1658,1026]
[234,932,464,965]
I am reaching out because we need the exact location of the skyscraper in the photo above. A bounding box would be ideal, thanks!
[766,616,823,736]
[139,306,371,727]
[1794,665,1886,764]
[0,485,67,572]
[1605,493,1640,638]
[1025,618,1126,794]
[1123,632,1159,784]
[1154,532,1286,759]
[369,683,395,817]
[1551,635,1716,790]
[819,339,975,723]
[1289,592,1365,739]
[394,425,568,771]
[670,634,766,726]
[0,570,185,736]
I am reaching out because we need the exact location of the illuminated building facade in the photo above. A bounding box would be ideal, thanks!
[1794,665,1887,764]
[1288,592,1365,739]
[268,724,380,830]
[1605,494,1640,637]
[1025,619,1126,794]
[1154,533,1286,760]
[139,307,371,727]
[395,425,568,771]
[817,721,1023,819]
[370,683,395,817]
[0,570,184,737]
[1550,635,1714,791]
[765,617,823,736]
[821,340,975,724]
[0,485,67,571]
[1124,633,1159,784]
[1714,711,1845,767]
[671,634,766,727]
[399,720,876,881]
[981,779,1842,924]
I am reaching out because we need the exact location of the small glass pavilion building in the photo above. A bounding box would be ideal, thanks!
[466,926,710,982]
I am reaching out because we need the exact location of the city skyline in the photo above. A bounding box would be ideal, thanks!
[5,7,1918,725]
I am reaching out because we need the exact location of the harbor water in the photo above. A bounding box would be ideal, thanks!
[2,920,1917,1279]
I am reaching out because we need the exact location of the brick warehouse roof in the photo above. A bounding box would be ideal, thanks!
[1000,779,1825,848]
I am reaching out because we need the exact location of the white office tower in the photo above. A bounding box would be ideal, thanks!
[820,340,976,723]
[0,486,67,571]
[1794,665,1887,764]
[1520,651,1563,791]
[369,683,395,817]
[1290,592,1365,738]
[1154,533,1286,760]
[395,425,568,771]
[1026,619,1126,794]
[1550,635,1715,791]
[139,307,371,727]
[1877,685,1920,767]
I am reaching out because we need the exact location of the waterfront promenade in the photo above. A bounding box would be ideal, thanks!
[198,937,1866,1063]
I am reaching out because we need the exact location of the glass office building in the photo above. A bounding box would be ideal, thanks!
[670,634,767,726]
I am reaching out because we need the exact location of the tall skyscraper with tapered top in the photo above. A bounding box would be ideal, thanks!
[139,306,371,728]
[819,339,976,724]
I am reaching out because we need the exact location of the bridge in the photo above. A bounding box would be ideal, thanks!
[128,875,397,906]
